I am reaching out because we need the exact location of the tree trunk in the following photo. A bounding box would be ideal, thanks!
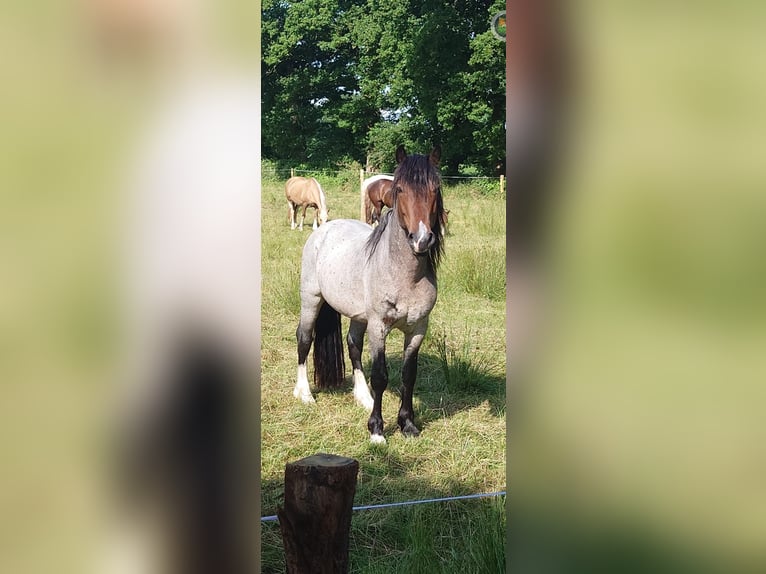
[278,453,359,574]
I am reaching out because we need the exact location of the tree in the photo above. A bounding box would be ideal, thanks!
[262,0,505,173]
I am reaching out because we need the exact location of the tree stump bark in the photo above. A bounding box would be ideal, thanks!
[277,453,359,574]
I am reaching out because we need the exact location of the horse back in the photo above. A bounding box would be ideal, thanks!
[286,176,320,207]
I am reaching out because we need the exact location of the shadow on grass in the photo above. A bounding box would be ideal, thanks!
[312,349,505,437]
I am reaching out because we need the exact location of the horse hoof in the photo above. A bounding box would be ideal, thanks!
[292,388,315,404]
[401,422,420,437]
[370,434,386,445]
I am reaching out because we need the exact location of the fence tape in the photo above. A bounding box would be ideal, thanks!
[260,490,506,523]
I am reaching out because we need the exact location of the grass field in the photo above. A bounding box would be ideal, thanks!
[259,171,507,573]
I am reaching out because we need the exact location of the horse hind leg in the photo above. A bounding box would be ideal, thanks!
[288,202,296,230]
[347,320,373,411]
[294,328,315,404]
[293,295,321,404]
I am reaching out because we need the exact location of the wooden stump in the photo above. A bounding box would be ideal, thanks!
[278,453,359,574]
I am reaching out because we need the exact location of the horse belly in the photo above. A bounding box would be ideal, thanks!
[319,269,366,320]
[314,223,369,320]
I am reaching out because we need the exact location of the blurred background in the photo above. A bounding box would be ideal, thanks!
[511,0,766,572]
[0,1,260,572]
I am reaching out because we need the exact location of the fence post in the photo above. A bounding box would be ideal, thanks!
[291,167,295,178]
[278,453,359,574]
[360,169,366,221]
[500,174,505,194]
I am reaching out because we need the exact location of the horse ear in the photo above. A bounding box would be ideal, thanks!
[395,145,407,164]
[429,145,442,166]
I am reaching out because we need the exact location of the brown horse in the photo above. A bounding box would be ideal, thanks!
[362,174,394,225]
[285,176,329,230]
[293,145,446,444]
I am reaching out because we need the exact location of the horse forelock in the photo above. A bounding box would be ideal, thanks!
[393,154,442,196]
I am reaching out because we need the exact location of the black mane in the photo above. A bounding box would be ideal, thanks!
[365,153,445,269]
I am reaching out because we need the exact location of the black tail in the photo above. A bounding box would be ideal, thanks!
[313,301,345,388]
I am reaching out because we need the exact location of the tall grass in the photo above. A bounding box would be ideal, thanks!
[445,245,506,301]
[431,325,505,395]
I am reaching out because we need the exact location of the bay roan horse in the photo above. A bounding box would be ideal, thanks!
[362,174,394,225]
[293,145,445,444]
[285,176,328,230]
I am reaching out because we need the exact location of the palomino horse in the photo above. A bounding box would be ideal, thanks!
[293,145,445,444]
[285,176,328,230]
[362,174,394,225]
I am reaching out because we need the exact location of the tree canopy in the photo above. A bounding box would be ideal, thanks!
[262,0,506,174]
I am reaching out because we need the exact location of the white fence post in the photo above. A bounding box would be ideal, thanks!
[360,168,366,221]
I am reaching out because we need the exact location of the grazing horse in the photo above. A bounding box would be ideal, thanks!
[362,174,394,225]
[285,176,328,230]
[293,145,445,444]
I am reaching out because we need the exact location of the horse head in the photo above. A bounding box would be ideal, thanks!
[392,145,444,259]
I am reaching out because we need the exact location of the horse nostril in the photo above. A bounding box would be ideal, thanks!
[409,229,434,253]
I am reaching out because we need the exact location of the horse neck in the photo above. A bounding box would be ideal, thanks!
[380,215,434,281]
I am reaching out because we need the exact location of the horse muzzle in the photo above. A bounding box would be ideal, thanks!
[408,220,435,254]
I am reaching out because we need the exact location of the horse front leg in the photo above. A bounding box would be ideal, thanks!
[366,322,389,444]
[288,202,296,229]
[299,205,307,231]
[347,320,373,411]
[398,323,427,437]
[293,294,322,404]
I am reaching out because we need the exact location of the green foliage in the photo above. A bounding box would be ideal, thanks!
[445,244,506,301]
[262,0,506,173]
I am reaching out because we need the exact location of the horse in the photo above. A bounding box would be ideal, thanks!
[285,176,328,230]
[292,145,446,444]
[362,174,394,225]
